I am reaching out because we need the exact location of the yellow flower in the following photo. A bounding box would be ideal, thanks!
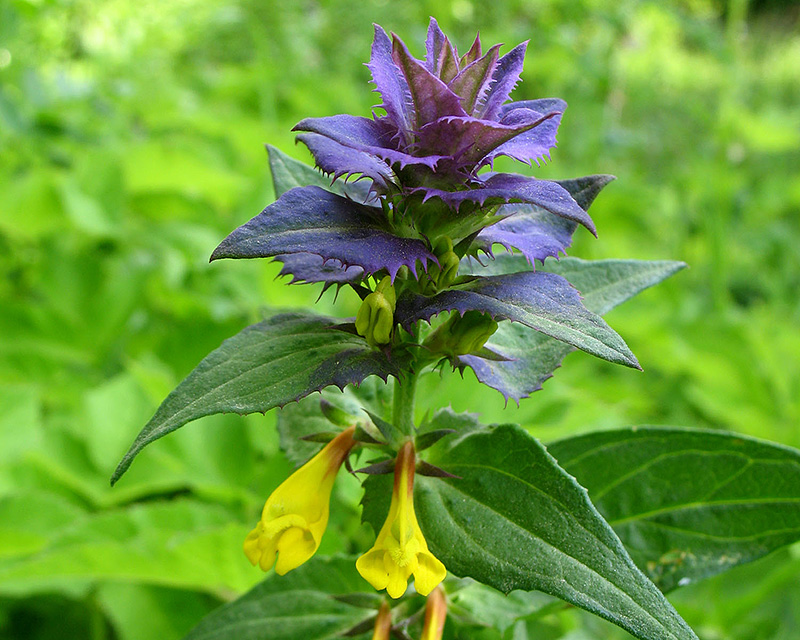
[244,426,356,575]
[372,601,392,640]
[356,442,447,598]
[420,586,447,640]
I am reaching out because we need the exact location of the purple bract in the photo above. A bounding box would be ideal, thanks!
[214,18,606,327]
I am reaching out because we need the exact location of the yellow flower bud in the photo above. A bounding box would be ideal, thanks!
[372,601,392,640]
[420,586,447,640]
[244,426,357,575]
[356,276,397,346]
[356,442,447,598]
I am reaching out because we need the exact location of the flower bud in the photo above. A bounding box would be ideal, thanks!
[427,237,459,290]
[423,310,498,358]
[372,601,392,640]
[356,276,397,346]
[420,586,447,640]
[319,398,356,427]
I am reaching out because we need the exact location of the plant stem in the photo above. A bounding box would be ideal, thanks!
[393,367,418,437]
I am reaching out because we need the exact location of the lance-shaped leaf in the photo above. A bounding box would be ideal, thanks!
[459,32,482,67]
[416,173,596,235]
[268,144,336,197]
[210,186,436,280]
[296,132,396,191]
[415,423,698,640]
[448,44,501,115]
[392,33,467,128]
[111,313,404,484]
[274,253,364,287]
[368,24,414,137]
[475,41,528,120]
[183,556,372,640]
[556,173,616,210]
[395,270,640,369]
[472,174,615,265]
[425,17,460,82]
[268,144,373,204]
[458,257,686,401]
[415,111,558,169]
[485,105,564,166]
[548,426,800,593]
[294,114,443,170]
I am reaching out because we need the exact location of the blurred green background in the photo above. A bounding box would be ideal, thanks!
[1,0,799,638]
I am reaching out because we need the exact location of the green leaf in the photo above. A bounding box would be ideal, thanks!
[416,423,698,640]
[544,258,687,316]
[112,312,403,484]
[182,556,371,640]
[0,500,255,597]
[448,579,558,633]
[359,474,394,537]
[268,144,368,203]
[459,258,686,402]
[548,426,800,592]
[268,144,339,197]
[97,583,216,640]
[0,492,87,561]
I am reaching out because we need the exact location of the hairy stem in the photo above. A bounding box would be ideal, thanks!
[392,323,421,436]
[393,367,418,437]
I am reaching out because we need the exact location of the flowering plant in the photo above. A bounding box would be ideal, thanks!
[113,19,800,640]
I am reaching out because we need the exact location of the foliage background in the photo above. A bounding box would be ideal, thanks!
[1,0,798,638]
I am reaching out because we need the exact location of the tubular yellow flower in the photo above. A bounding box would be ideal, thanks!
[244,426,356,575]
[420,586,447,640]
[356,442,447,598]
[372,601,392,640]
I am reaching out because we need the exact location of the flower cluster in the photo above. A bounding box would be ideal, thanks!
[245,431,444,599]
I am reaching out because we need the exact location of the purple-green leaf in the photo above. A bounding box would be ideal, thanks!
[392,33,467,128]
[458,257,686,402]
[367,24,414,137]
[296,132,396,191]
[211,186,435,280]
[417,173,596,234]
[395,271,640,368]
[448,44,501,115]
[294,114,443,170]
[471,173,615,264]
[475,41,528,120]
[484,106,563,166]
[274,253,364,286]
[416,112,557,169]
[474,202,577,264]
[111,313,405,485]
[424,17,460,82]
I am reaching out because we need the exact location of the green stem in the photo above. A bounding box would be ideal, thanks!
[393,367,418,437]
[392,324,421,437]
